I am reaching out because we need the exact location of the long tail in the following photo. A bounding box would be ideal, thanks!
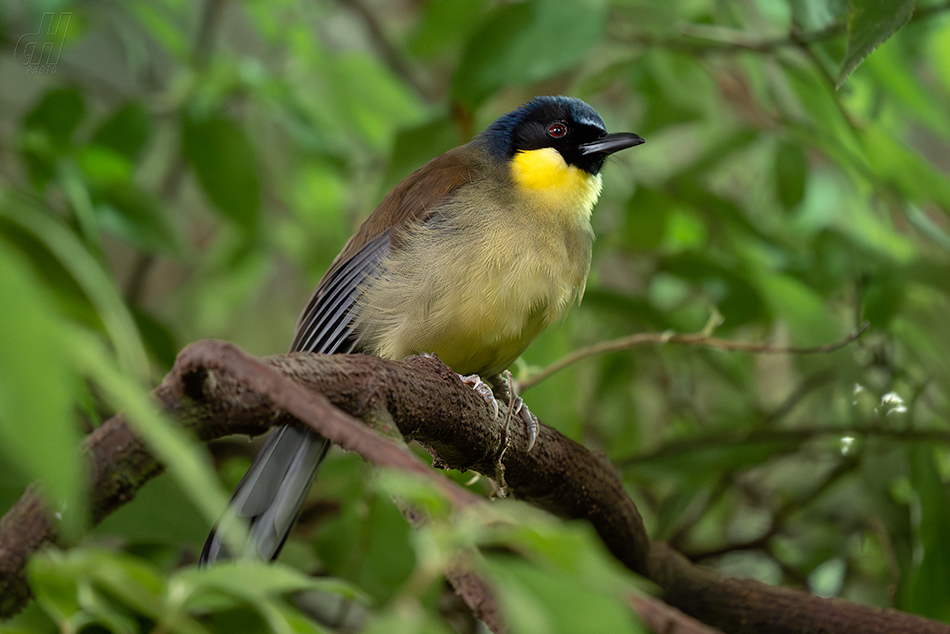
[199,426,330,564]
[200,232,390,564]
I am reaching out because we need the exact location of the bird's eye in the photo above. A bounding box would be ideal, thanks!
[547,122,568,138]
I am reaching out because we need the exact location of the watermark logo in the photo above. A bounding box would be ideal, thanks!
[15,12,72,75]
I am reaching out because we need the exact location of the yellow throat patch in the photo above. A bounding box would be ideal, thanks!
[511,147,603,218]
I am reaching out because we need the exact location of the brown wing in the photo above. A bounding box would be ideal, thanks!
[289,143,483,353]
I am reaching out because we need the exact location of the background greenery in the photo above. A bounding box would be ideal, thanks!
[2,0,950,632]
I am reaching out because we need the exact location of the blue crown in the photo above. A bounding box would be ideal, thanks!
[481,96,606,158]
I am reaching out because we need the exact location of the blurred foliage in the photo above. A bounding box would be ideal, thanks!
[1,0,950,631]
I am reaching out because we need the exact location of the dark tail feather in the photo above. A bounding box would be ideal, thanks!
[200,426,330,564]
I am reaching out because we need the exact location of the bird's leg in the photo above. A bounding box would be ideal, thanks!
[456,373,510,497]
[491,370,539,452]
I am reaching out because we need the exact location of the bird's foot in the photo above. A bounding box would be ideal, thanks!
[459,371,538,452]
[508,393,539,452]
[458,373,500,421]
[497,370,539,452]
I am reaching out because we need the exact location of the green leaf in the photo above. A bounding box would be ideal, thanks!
[756,272,840,346]
[899,447,950,620]
[861,271,904,327]
[172,560,362,604]
[23,87,85,150]
[132,306,179,370]
[634,53,710,132]
[774,141,808,210]
[182,112,261,230]
[330,53,424,149]
[929,15,950,100]
[905,203,950,253]
[485,556,645,634]
[353,492,416,603]
[29,548,356,634]
[862,39,950,139]
[451,0,608,106]
[372,468,453,519]
[363,606,450,634]
[407,0,489,59]
[29,547,211,634]
[128,3,190,59]
[91,102,153,162]
[77,144,134,185]
[0,195,151,379]
[475,506,649,607]
[783,61,867,171]
[838,0,914,89]
[623,187,671,250]
[660,253,768,327]
[27,553,85,627]
[791,0,847,31]
[0,244,84,535]
[662,210,707,251]
[461,505,649,633]
[91,473,207,545]
[808,558,846,598]
[668,176,766,243]
[863,124,950,216]
[95,181,183,255]
[19,88,86,187]
[173,562,363,634]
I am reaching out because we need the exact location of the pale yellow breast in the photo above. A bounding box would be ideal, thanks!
[353,148,601,379]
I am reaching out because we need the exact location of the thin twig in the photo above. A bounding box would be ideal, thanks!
[618,426,950,469]
[518,322,871,392]
[683,456,860,562]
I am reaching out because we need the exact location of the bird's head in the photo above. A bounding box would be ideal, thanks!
[481,96,644,176]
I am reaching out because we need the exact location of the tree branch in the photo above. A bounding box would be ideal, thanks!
[518,322,870,392]
[1,339,947,634]
[629,595,725,634]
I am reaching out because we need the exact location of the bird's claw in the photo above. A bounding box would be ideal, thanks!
[459,372,538,452]
[510,395,539,452]
[501,370,538,452]
[459,373,500,420]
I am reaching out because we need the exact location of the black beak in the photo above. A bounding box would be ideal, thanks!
[578,132,645,156]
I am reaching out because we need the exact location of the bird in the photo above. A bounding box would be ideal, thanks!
[199,95,644,564]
